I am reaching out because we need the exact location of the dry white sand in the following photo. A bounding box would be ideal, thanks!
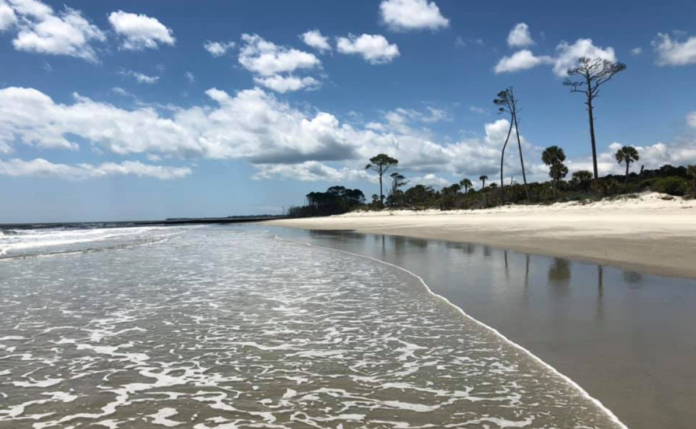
[265,192,696,278]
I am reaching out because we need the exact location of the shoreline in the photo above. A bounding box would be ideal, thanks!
[263,192,696,279]
[275,233,628,429]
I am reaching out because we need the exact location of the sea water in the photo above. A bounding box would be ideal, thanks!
[0,225,624,428]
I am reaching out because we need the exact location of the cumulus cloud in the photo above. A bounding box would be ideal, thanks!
[108,10,175,51]
[239,33,320,76]
[410,173,450,187]
[379,0,449,32]
[0,0,17,31]
[300,29,331,52]
[119,69,159,84]
[688,112,696,129]
[0,85,539,182]
[630,47,642,56]
[336,33,400,64]
[238,34,322,93]
[253,75,320,93]
[203,40,235,57]
[494,49,552,73]
[6,0,105,61]
[652,32,696,66]
[0,158,191,180]
[507,23,534,48]
[253,161,373,182]
[494,38,617,76]
[567,138,696,177]
[0,86,361,163]
[553,39,616,76]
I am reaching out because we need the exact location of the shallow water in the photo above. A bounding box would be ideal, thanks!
[0,225,623,428]
[269,227,696,429]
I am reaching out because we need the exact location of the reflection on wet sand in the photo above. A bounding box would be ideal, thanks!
[276,227,696,429]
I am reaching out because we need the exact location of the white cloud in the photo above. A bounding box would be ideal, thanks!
[379,0,449,32]
[553,39,616,76]
[652,33,696,66]
[410,173,449,187]
[8,0,105,62]
[0,158,191,180]
[300,29,331,53]
[239,33,321,76]
[237,34,322,93]
[108,10,175,51]
[687,112,696,129]
[119,69,159,84]
[631,47,642,56]
[253,161,372,182]
[494,49,552,74]
[22,85,696,186]
[469,106,488,115]
[203,40,235,57]
[507,23,534,48]
[0,0,17,31]
[493,38,617,76]
[253,75,320,93]
[7,0,51,18]
[185,71,195,83]
[336,33,400,64]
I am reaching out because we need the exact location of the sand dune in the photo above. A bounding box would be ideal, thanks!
[266,193,696,278]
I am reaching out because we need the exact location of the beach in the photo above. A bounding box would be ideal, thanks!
[0,226,628,428]
[265,192,696,279]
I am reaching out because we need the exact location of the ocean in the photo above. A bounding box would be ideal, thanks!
[1,225,627,428]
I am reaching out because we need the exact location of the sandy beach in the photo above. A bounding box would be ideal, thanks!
[266,192,696,279]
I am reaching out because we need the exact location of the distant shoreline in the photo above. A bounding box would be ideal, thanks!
[264,192,696,279]
[0,215,285,231]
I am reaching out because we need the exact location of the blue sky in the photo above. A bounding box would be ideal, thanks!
[0,0,695,222]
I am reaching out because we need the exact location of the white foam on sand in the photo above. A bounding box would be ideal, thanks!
[273,234,629,429]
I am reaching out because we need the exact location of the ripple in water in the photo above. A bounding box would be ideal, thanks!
[0,227,625,428]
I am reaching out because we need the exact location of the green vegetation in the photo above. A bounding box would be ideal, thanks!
[286,57,694,218]
[288,161,695,217]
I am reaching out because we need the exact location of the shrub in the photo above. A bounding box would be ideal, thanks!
[653,177,687,196]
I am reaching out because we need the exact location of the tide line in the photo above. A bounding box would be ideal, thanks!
[272,233,629,429]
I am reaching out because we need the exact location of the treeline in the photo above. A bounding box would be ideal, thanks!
[286,57,696,217]
[287,186,365,217]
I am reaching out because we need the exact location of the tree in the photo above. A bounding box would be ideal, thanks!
[615,146,640,186]
[564,57,627,179]
[459,178,473,193]
[388,172,408,206]
[494,87,530,201]
[542,146,568,198]
[479,175,488,190]
[688,165,696,194]
[571,170,593,191]
[365,154,398,205]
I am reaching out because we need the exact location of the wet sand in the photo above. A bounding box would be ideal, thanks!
[264,193,696,279]
[265,227,696,429]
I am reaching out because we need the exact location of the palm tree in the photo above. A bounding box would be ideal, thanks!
[459,178,473,193]
[542,146,568,198]
[479,175,488,190]
[615,146,640,186]
[365,154,398,205]
[571,170,593,192]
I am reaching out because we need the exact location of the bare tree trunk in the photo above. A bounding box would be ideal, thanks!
[379,173,383,205]
[500,119,514,205]
[586,76,599,180]
[512,112,530,201]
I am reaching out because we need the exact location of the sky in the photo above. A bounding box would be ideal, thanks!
[0,0,695,222]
